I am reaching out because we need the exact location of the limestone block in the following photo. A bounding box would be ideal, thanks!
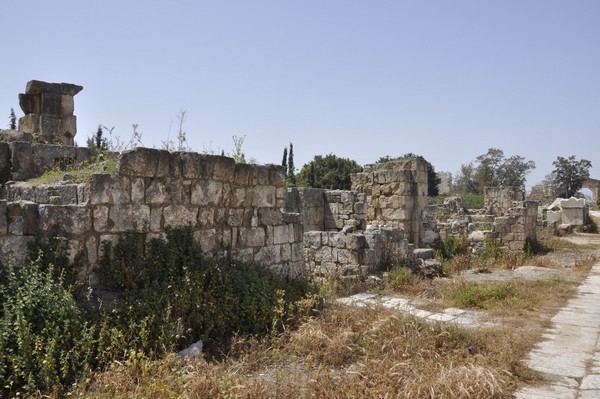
[163,205,197,228]
[212,156,236,182]
[303,231,322,249]
[107,204,150,232]
[131,178,145,203]
[198,208,215,228]
[92,205,109,232]
[89,174,130,204]
[41,93,63,115]
[149,206,163,232]
[191,180,223,206]
[251,186,276,208]
[0,235,34,266]
[194,229,217,253]
[255,245,277,265]
[255,166,270,185]
[318,246,334,262]
[77,184,88,204]
[180,153,217,179]
[38,205,91,235]
[85,236,98,266]
[7,201,38,235]
[61,94,74,115]
[0,200,7,234]
[240,227,266,247]
[230,187,248,207]
[236,247,255,262]
[269,165,286,187]
[39,115,61,137]
[59,115,77,141]
[146,179,185,204]
[59,83,83,96]
[234,163,252,185]
[19,93,39,114]
[18,114,40,133]
[118,148,161,177]
[258,208,282,226]
[273,224,289,245]
[224,208,242,227]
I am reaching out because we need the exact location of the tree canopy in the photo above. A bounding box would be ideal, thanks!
[296,154,363,190]
[552,155,592,198]
[377,153,441,196]
[453,148,535,194]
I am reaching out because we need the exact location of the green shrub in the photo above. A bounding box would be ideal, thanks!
[443,282,517,309]
[0,258,95,397]
[387,266,421,290]
[436,235,469,260]
[95,227,315,358]
[480,238,502,261]
[461,192,484,209]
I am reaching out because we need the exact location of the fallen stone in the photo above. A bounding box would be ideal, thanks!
[177,340,204,359]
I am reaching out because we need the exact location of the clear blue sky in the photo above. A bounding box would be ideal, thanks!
[2,1,599,188]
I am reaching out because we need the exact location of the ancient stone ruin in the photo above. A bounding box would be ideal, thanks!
[0,80,543,284]
[18,80,83,146]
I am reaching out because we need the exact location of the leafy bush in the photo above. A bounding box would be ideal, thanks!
[436,235,469,260]
[0,258,95,397]
[95,227,315,358]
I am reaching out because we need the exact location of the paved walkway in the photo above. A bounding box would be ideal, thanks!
[336,292,496,328]
[515,256,600,399]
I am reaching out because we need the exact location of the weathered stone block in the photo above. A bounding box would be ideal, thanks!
[191,180,223,206]
[7,201,38,235]
[39,115,61,136]
[41,93,63,115]
[149,206,163,232]
[26,80,60,95]
[19,93,39,114]
[88,174,130,204]
[157,149,177,178]
[118,148,160,177]
[198,208,215,228]
[146,179,185,204]
[259,208,282,226]
[59,83,83,96]
[107,204,151,232]
[234,163,252,185]
[180,153,213,179]
[131,178,145,203]
[38,205,91,235]
[61,95,74,115]
[0,236,34,266]
[213,156,235,182]
[251,186,276,207]
[163,205,197,228]
[194,229,217,253]
[18,114,40,133]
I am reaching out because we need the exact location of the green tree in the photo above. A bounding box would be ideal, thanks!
[297,154,362,190]
[86,125,108,153]
[552,155,592,198]
[8,108,16,130]
[281,146,288,177]
[287,142,296,186]
[377,153,441,196]
[454,148,535,194]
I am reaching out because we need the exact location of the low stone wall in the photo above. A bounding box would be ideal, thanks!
[2,141,95,181]
[484,186,524,216]
[0,148,305,277]
[303,226,413,280]
[494,201,538,250]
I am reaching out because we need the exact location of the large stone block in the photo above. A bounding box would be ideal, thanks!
[180,152,214,179]
[59,115,77,144]
[191,180,223,206]
[19,93,40,114]
[61,95,74,115]
[59,83,83,96]
[163,205,197,228]
[240,227,266,247]
[212,156,236,182]
[0,236,35,266]
[251,186,276,207]
[234,163,252,185]
[146,179,185,204]
[41,93,63,115]
[39,115,61,136]
[88,174,130,204]
[18,114,40,133]
[106,204,151,232]
[26,80,60,95]
[7,201,38,235]
[38,205,91,235]
[118,148,160,177]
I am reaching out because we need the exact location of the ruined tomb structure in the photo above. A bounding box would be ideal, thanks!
[18,80,83,146]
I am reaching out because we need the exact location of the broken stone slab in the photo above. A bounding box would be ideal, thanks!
[25,80,83,96]
[177,340,203,359]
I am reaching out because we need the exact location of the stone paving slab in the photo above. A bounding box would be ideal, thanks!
[516,257,600,398]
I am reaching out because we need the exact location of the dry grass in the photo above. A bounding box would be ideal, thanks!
[74,306,537,399]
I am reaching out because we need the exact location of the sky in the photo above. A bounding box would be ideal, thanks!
[1,1,599,189]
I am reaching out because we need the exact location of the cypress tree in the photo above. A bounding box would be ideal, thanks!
[9,108,16,130]
[287,142,296,185]
[282,147,288,177]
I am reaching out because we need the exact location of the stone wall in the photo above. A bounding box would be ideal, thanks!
[2,141,95,181]
[351,158,428,246]
[484,186,524,215]
[494,201,538,251]
[303,226,413,280]
[0,148,304,277]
